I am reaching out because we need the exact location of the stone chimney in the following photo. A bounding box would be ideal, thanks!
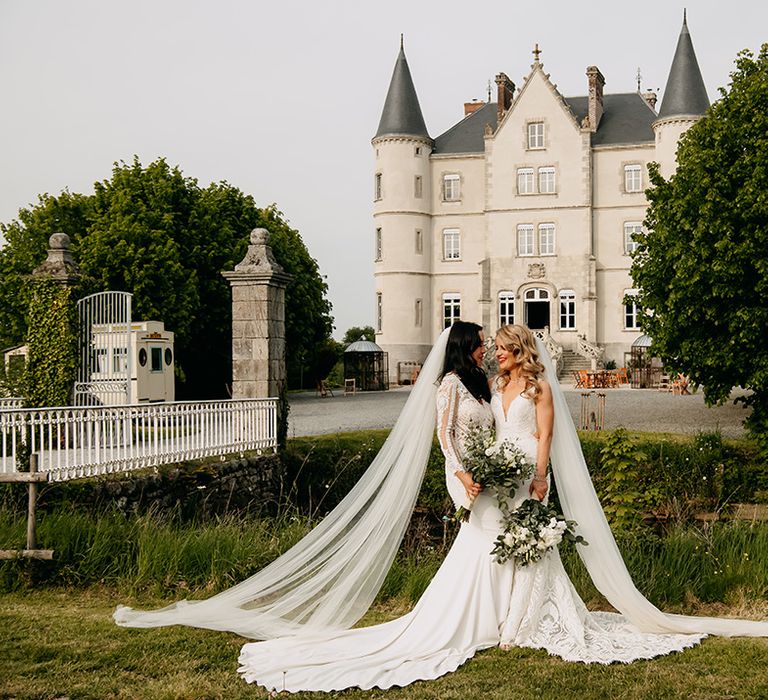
[464,100,485,116]
[641,91,658,110]
[586,66,605,132]
[495,73,515,124]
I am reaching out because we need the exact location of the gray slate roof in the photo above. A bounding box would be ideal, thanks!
[374,46,430,140]
[565,93,657,145]
[658,16,709,118]
[433,93,656,154]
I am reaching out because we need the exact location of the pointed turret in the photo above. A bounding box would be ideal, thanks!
[374,39,430,140]
[658,12,709,118]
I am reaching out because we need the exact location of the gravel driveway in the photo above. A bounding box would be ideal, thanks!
[288,384,750,439]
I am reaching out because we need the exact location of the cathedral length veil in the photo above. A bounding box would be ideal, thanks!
[536,338,768,637]
[115,327,768,641]
[114,328,452,639]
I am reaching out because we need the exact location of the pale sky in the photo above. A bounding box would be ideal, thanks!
[1,1,766,338]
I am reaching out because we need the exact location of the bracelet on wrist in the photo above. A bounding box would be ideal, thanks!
[532,475,548,484]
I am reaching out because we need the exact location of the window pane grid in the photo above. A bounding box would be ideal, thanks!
[517,168,535,195]
[559,290,575,329]
[442,294,461,329]
[538,167,556,194]
[624,222,642,254]
[528,122,545,149]
[625,165,642,192]
[443,229,461,260]
[499,291,515,326]
[443,174,460,201]
[517,224,534,256]
[539,223,555,255]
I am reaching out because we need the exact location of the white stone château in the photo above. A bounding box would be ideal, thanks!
[372,17,709,381]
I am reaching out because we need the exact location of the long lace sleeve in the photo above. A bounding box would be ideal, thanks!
[436,375,465,478]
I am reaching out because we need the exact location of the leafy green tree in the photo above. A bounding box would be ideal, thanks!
[631,45,768,450]
[0,158,334,397]
[342,326,375,345]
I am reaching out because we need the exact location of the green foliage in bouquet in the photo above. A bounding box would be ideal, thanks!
[492,498,587,566]
[452,423,533,521]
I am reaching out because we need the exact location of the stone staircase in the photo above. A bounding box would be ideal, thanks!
[559,349,592,380]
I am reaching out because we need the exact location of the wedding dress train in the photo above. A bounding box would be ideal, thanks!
[237,380,703,692]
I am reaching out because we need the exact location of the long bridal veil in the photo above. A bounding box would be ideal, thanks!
[114,328,452,639]
[537,339,768,637]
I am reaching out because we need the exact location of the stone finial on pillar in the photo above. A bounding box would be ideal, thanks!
[222,228,291,401]
[32,233,81,284]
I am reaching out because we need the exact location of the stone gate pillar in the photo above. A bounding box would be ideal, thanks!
[222,228,291,400]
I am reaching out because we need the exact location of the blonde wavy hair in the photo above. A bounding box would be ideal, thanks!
[495,324,546,398]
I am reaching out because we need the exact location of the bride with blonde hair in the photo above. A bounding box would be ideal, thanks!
[116,322,768,692]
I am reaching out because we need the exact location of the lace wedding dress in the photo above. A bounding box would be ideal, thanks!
[238,375,702,692]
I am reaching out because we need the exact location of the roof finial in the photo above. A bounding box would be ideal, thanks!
[487,79,492,102]
[683,8,687,25]
[636,66,642,92]
[532,43,542,63]
[400,33,404,50]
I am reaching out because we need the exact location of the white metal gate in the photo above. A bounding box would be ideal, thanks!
[75,291,132,406]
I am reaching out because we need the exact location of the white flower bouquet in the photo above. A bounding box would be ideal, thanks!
[492,498,587,566]
[453,423,533,522]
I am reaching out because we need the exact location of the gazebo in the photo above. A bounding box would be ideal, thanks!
[628,334,662,388]
[344,337,389,392]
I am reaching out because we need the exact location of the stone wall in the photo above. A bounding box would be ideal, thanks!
[17,453,285,519]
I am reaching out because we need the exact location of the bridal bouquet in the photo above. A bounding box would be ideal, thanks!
[453,424,534,522]
[492,498,587,566]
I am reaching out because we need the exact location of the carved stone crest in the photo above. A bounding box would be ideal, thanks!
[527,263,546,279]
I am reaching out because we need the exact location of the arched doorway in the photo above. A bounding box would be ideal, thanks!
[524,288,550,329]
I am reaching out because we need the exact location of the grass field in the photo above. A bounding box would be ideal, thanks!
[2,588,768,700]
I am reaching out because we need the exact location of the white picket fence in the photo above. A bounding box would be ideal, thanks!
[0,399,278,482]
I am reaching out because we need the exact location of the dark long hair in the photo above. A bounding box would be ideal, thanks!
[440,321,491,403]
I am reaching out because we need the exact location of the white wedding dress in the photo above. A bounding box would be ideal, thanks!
[237,374,703,692]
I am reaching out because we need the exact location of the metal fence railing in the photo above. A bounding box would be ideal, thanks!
[0,398,278,482]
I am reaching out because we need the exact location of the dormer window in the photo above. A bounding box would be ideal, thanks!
[528,122,545,149]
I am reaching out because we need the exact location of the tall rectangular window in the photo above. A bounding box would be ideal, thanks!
[538,223,555,256]
[624,222,642,255]
[624,164,642,192]
[559,289,576,329]
[528,122,545,149]
[415,228,423,254]
[374,227,382,261]
[443,174,461,201]
[374,172,382,200]
[415,298,423,327]
[499,291,515,326]
[442,228,461,260]
[376,292,383,332]
[517,168,535,195]
[517,224,534,256]
[624,289,640,329]
[538,166,556,194]
[414,175,423,199]
[442,293,461,329]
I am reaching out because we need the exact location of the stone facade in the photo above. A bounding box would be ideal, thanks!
[373,18,708,380]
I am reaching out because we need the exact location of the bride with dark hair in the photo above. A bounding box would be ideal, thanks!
[116,322,768,692]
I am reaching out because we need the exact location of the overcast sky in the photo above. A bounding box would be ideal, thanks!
[1,1,766,338]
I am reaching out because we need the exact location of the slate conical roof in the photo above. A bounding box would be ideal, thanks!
[374,41,430,140]
[658,12,709,119]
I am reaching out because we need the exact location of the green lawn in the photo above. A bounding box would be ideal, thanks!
[2,588,768,700]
